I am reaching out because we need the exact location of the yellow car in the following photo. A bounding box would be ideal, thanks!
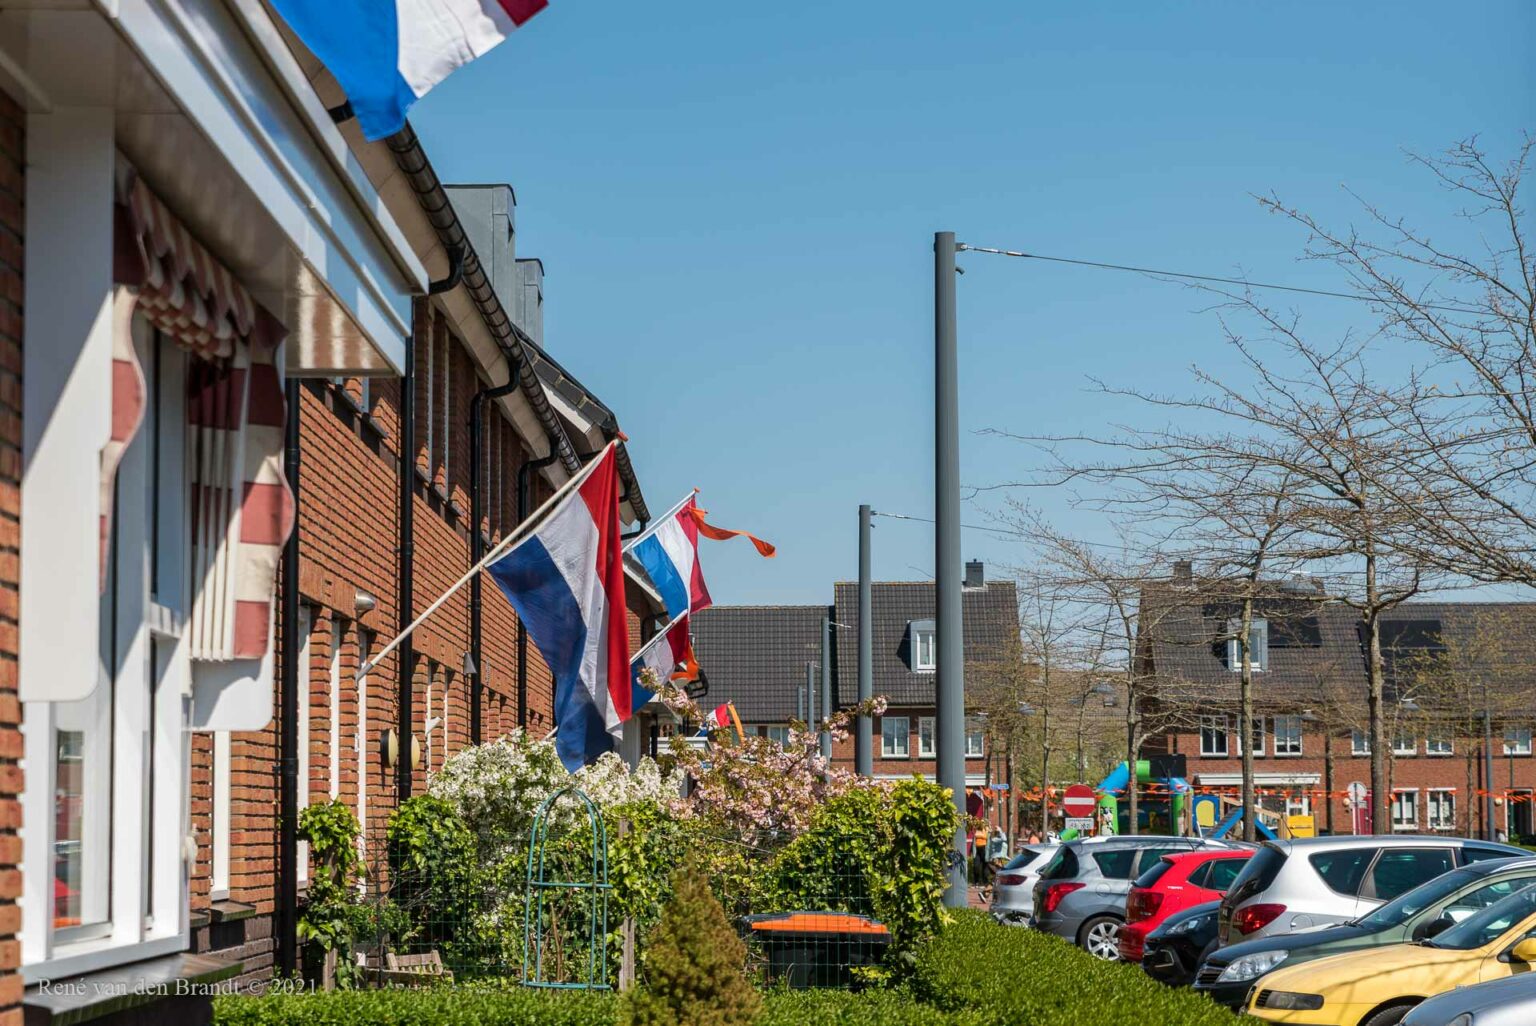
[1246,883,1536,1026]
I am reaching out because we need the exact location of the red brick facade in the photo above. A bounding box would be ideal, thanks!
[0,86,21,1026]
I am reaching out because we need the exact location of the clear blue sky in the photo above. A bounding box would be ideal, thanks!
[415,1,1534,605]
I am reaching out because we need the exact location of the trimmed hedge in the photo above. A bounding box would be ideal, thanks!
[215,912,1241,1026]
[910,910,1241,1026]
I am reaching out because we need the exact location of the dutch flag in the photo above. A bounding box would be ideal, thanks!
[486,445,630,771]
[269,0,550,141]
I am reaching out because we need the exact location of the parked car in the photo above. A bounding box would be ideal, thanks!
[1197,855,1536,1009]
[1140,899,1223,987]
[1031,835,1236,960]
[1218,835,1525,945]
[1245,882,1536,1026]
[989,844,1056,924]
[1400,973,1536,1026]
[1119,848,1252,961]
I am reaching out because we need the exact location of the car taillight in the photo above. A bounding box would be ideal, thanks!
[1040,882,1085,914]
[1127,888,1163,922]
[1232,903,1286,936]
[998,874,1026,886]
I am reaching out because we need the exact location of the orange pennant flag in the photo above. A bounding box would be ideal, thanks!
[687,505,776,557]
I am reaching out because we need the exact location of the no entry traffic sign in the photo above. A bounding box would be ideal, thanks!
[1061,783,1097,819]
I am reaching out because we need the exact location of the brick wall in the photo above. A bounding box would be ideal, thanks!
[0,87,22,1026]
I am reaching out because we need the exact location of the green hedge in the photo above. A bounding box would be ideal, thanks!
[910,911,1241,1026]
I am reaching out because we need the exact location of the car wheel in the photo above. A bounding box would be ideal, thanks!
[1360,1004,1415,1026]
[1080,915,1123,961]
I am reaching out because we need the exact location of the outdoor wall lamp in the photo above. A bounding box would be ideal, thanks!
[355,588,378,617]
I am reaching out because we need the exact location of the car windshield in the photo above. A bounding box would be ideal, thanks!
[1426,884,1536,951]
[1003,847,1044,871]
[1355,866,1479,929]
[1226,845,1287,905]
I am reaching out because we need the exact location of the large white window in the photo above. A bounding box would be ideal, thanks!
[1351,730,1371,755]
[1428,789,1456,831]
[1238,716,1266,757]
[763,725,791,747]
[965,717,985,758]
[881,716,911,758]
[1273,715,1303,756]
[1200,715,1230,757]
[912,622,936,672]
[1426,734,1453,756]
[1393,733,1418,756]
[1227,619,1269,672]
[1392,789,1420,831]
[918,716,936,758]
[1504,727,1533,757]
[24,328,191,978]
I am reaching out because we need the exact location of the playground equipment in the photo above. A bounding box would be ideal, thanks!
[1059,761,1191,839]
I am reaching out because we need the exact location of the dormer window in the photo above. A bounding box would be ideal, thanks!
[910,619,936,672]
[1227,618,1269,673]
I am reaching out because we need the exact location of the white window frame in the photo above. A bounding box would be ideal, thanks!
[297,606,313,885]
[1227,618,1269,673]
[912,624,936,672]
[763,725,791,747]
[964,716,985,759]
[1427,789,1456,831]
[1285,792,1311,818]
[1504,727,1533,757]
[356,629,373,865]
[22,327,192,980]
[1351,729,1372,756]
[1393,733,1418,756]
[211,731,231,901]
[1238,716,1266,757]
[329,615,345,798]
[1272,715,1303,757]
[1426,734,1453,757]
[1199,715,1230,757]
[917,716,936,758]
[1392,789,1420,832]
[881,716,911,759]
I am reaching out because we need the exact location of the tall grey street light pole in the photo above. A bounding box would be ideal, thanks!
[856,504,873,776]
[935,230,967,907]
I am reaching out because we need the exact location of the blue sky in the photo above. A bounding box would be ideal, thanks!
[415,1,1534,605]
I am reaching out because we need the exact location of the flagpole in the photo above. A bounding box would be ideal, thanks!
[621,488,698,554]
[359,440,615,677]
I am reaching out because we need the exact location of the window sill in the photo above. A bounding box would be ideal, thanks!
[24,951,240,1026]
[208,900,257,924]
[881,754,910,761]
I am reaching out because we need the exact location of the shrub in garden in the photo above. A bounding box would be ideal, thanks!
[620,867,761,1026]
[911,910,1242,1026]
[295,801,370,987]
[767,777,956,957]
[215,987,617,1026]
[387,795,491,971]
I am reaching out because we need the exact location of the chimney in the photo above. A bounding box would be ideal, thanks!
[964,560,985,588]
[1172,560,1193,584]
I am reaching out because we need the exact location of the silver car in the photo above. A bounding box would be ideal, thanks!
[1030,835,1237,960]
[1401,972,1536,1026]
[990,844,1056,924]
[1218,834,1526,946]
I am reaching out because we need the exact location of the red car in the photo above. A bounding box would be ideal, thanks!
[1118,848,1252,962]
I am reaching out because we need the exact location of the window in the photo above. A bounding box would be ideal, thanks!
[211,732,231,900]
[763,725,791,747]
[911,621,936,671]
[1504,727,1533,756]
[1092,849,1138,879]
[329,615,346,798]
[1351,729,1372,755]
[964,716,985,758]
[1366,847,1453,900]
[1394,733,1418,756]
[1205,857,1247,893]
[918,716,935,758]
[1309,849,1376,896]
[297,606,313,885]
[881,716,911,758]
[1285,792,1311,818]
[1227,618,1269,672]
[27,328,192,971]
[1200,715,1230,757]
[1273,715,1303,756]
[1238,716,1266,757]
[1427,790,1456,831]
[1426,734,1453,756]
[1392,789,1420,831]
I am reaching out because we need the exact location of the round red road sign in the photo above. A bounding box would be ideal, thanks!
[1061,783,1097,818]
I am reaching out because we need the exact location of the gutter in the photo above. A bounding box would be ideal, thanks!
[384,123,648,521]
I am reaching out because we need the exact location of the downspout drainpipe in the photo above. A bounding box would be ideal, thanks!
[397,328,416,800]
[276,377,301,978]
[468,365,521,745]
[516,445,561,727]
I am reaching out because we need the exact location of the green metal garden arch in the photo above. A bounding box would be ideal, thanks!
[521,785,612,989]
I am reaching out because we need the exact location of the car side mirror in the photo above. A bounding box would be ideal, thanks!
[1415,916,1454,941]
[1509,937,1536,964]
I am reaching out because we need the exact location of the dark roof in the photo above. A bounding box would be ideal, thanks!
[690,579,1020,723]
[1140,580,1536,710]
[691,605,829,722]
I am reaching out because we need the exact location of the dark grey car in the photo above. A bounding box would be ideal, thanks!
[1030,836,1237,961]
